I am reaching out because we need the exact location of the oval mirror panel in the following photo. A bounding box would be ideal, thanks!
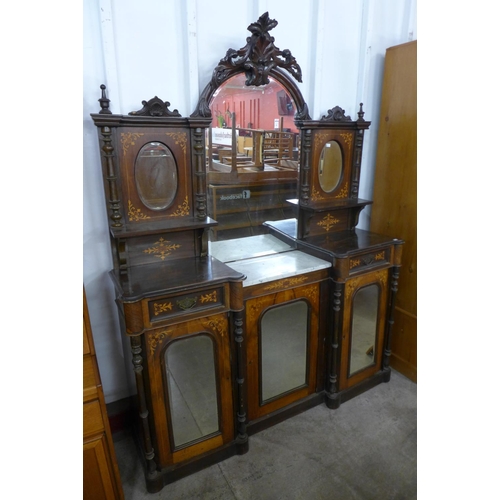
[318,140,342,193]
[135,142,178,210]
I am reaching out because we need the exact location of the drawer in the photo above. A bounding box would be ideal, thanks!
[84,400,104,438]
[148,286,225,323]
[348,249,388,275]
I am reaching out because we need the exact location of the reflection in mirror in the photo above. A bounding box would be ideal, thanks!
[207,73,300,241]
[260,300,308,402]
[318,140,342,193]
[349,285,379,375]
[165,335,219,448]
[135,142,178,210]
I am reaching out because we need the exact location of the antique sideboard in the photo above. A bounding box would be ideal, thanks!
[90,12,403,493]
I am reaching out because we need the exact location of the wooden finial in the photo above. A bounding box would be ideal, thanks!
[357,103,365,121]
[98,84,112,114]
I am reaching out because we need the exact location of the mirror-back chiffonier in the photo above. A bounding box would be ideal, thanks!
[91,12,403,493]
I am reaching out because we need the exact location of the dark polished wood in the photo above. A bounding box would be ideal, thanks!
[89,12,406,494]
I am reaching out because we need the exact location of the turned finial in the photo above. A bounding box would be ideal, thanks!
[357,103,365,121]
[98,84,112,114]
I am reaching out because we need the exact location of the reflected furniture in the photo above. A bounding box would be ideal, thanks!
[370,41,416,382]
[83,288,124,500]
[90,12,403,493]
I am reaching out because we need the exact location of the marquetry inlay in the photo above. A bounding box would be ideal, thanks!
[248,297,269,323]
[314,132,331,152]
[300,284,317,301]
[143,237,181,260]
[317,213,340,232]
[200,291,218,303]
[148,329,172,356]
[350,259,361,270]
[263,276,309,291]
[340,133,353,148]
[121,132,144,155]
[345,270,388,299]
[311,186,325,201]
[349,251,386,270]
[169,196,190,217]
[200,316,227,338]
[153,302,173,316]
[334,183,349,198]
[345,277,361,299]
[128,200,151,221]
[165,132,187,154]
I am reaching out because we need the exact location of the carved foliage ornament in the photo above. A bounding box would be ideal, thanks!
[215,12,302,88]
[321,106,352,122]
[129,96,181,117]
[193,12,308,119]
[320,103,366,123]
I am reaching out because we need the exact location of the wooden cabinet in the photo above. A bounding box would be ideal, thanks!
[339,269,389,390]
[89,12,405,494]
[83,289,124,500]
[370,41,417,382]
[244,273,328,426]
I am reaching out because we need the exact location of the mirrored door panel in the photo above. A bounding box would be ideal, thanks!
[260,300,309,403]
[246,284,320,421]
[349,284,379,375]
[165,335,219,448]
[340,270,389,390]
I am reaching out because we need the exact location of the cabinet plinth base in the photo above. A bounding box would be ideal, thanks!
[324,391,341,409]
[247,392,324,436]
[143,441,243,493]
[329,371,387,410]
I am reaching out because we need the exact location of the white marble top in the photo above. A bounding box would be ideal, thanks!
[210,235,331,287]
[209,234,294,263]
[227,250,332,287]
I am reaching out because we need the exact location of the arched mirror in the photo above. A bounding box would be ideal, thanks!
[206,73,301,241]
[164,335,219,448]
[190,12,309,242]
[318,140,342,193]
[349,284,380,376]
[209,73,298,171]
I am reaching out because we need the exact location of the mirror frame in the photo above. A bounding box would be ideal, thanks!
[191,12,310,122]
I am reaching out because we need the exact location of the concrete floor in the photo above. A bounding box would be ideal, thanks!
[113,370,417,500]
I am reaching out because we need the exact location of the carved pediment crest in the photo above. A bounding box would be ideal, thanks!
[129,96,181,117]
[192,12,310,120]
[214,12,302,88]
[321,106,352,122]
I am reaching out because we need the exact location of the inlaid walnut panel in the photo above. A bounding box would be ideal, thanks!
[144,313,234,468]
[124,231,195,267]
[246,283,321,421]
[311,130,353,201]
[118,127,192,224]
[148,286,225,324]
[339,269,389,390]
[348,249,388,275]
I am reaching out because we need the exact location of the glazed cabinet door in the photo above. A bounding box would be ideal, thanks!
[246,282,321,421]
[339,269,389,390]
[145,313,234,468]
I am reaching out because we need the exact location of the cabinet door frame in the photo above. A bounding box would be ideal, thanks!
[246,283,320,421]
[145,312,234,467]
[339,269,389,390]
